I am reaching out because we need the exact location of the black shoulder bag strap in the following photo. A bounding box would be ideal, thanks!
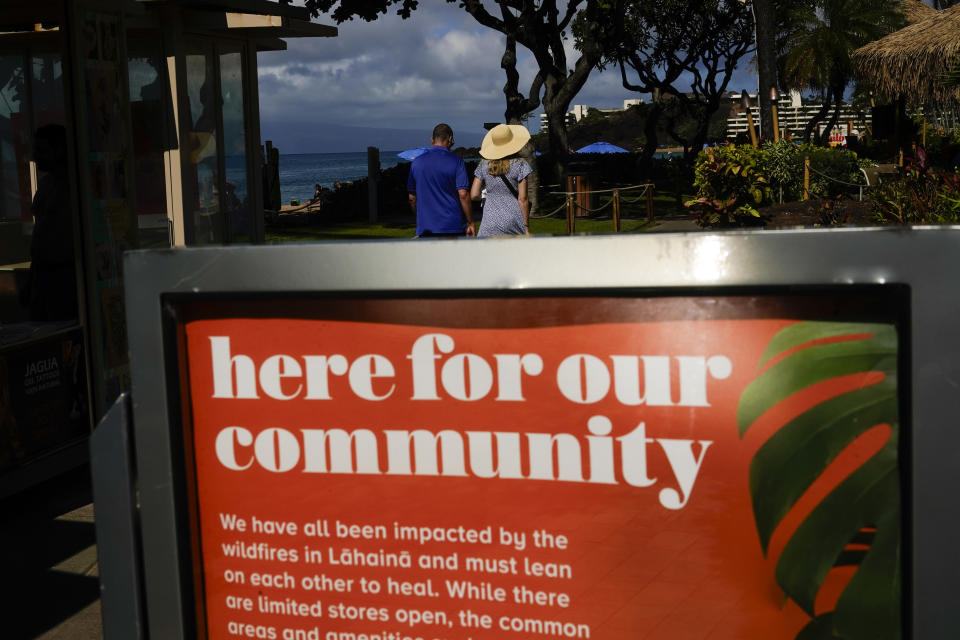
[498,174,519,198]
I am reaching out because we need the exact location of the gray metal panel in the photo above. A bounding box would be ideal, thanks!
[123,228,960,638]
[90,393,144,640]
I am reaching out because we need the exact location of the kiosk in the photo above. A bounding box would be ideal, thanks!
[95,229,960,639]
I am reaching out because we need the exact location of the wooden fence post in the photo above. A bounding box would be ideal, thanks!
[646,184,655,222]
[367,146,379,223]
[566,195,575,235]
[612,189,620,232]
[803,157,810,201]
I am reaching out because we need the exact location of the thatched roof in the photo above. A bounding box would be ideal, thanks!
[853,4,960,105]
[901,0,938,24]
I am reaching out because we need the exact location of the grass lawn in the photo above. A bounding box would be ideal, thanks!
[266,190,692,243]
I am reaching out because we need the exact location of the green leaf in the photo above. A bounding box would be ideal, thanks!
[737,321,901,640]
[774,450,898,616]
[756,321,892,369]
[750,379,897,550]
[738,326,896,437]
[795,613,837,640]
[833,511,901,640]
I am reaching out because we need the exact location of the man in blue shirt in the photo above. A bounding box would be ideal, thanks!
[407,123,475,236]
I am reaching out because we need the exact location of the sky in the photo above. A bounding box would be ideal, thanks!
[257,3,755,154]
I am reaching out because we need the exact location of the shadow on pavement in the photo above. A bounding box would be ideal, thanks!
[1,465,101,639]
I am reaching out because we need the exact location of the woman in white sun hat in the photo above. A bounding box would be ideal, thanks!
[470,124,532,237]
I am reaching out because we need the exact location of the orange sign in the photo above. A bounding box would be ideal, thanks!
[180,297,900,640]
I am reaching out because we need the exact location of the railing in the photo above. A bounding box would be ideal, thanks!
[544,183,656,234]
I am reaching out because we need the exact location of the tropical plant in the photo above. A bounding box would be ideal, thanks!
[686,144,768,226]
[760,139,804,200]
[779,0,903,143]
[871,148,960,223]
[737,321,900,640]
[801,144,865,198]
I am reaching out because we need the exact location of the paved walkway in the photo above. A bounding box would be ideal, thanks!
[2,466,102,639]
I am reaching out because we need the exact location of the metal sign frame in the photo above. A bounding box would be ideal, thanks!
[120,228,960,638]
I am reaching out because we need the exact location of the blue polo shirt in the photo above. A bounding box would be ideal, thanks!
[407,146,469,235]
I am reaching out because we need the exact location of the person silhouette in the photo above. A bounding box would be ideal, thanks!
[23,124,77,321]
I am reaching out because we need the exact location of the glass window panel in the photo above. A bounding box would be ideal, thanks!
[219,51,249,243]
[185,50,222,245]
[129,51,171,248]
[31,55,64,128]
[0,54,32,228]
[0,54,33,324]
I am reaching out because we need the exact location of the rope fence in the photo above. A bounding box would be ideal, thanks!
[530,201,570,219]
[535,182,656,234]
[805,162,868,201]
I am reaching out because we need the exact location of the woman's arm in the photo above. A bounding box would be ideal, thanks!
[470,177,484,201]
[518,178,530,233]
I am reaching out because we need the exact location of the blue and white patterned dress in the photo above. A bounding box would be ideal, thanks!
[474,159,532,237]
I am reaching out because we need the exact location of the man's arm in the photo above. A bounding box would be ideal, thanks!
[458,188,475,236]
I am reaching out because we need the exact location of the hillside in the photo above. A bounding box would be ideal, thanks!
[532,102,734,153]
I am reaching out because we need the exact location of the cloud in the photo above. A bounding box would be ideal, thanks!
[257,3,758,152]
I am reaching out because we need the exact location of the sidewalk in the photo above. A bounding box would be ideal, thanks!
[2,465,102,639]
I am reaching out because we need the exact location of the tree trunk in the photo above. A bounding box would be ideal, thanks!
[501,36,541,214]
[752,0,778,140]
[818,90,844,146]
[542,81,571,185]
[803,97,832,143]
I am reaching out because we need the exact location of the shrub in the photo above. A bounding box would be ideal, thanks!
[800,144,865,198]
[871,147,960,224]
[686,145,768,227]
[759,140,804,201]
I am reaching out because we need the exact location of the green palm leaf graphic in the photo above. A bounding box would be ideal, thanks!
[737,321,900,640]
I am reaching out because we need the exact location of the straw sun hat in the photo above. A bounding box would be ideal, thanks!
[480,124,531,160]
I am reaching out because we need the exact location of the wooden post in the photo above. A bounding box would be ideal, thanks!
[367,146,379,223]
[745,111,758,148]
[566,195,574,235]
[803,156,810,201]
[646,184,655,222]
[612,189,621,232]
[899,148,904,167]
[772,104,780,142]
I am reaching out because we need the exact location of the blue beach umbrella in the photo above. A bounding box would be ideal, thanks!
[574,141,629,154]
[397,147,431,161]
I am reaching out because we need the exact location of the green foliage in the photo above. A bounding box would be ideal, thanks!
[871,150,960,224]
[817,195,849,226]
[801,144,864,197]
[760,140,804,199]
[738,321,900,640]
[688,142,866,224]
[779,0,903,143]
[686,145,768,227]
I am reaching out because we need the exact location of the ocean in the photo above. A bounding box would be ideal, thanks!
[279,151,404,204]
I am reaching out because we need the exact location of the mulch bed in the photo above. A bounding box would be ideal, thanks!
[758,197,877,229]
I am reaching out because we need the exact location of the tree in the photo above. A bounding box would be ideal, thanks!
[307,0,605,173]
[582,0,753,161]
[753,0,779,140]
[779,0,903,144]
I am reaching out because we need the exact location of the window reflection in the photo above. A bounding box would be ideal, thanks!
[186,51,222,244]
[129,46,173,248]
[220,51,249,243]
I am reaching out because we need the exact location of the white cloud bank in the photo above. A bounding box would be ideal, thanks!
[257,3,755,153]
